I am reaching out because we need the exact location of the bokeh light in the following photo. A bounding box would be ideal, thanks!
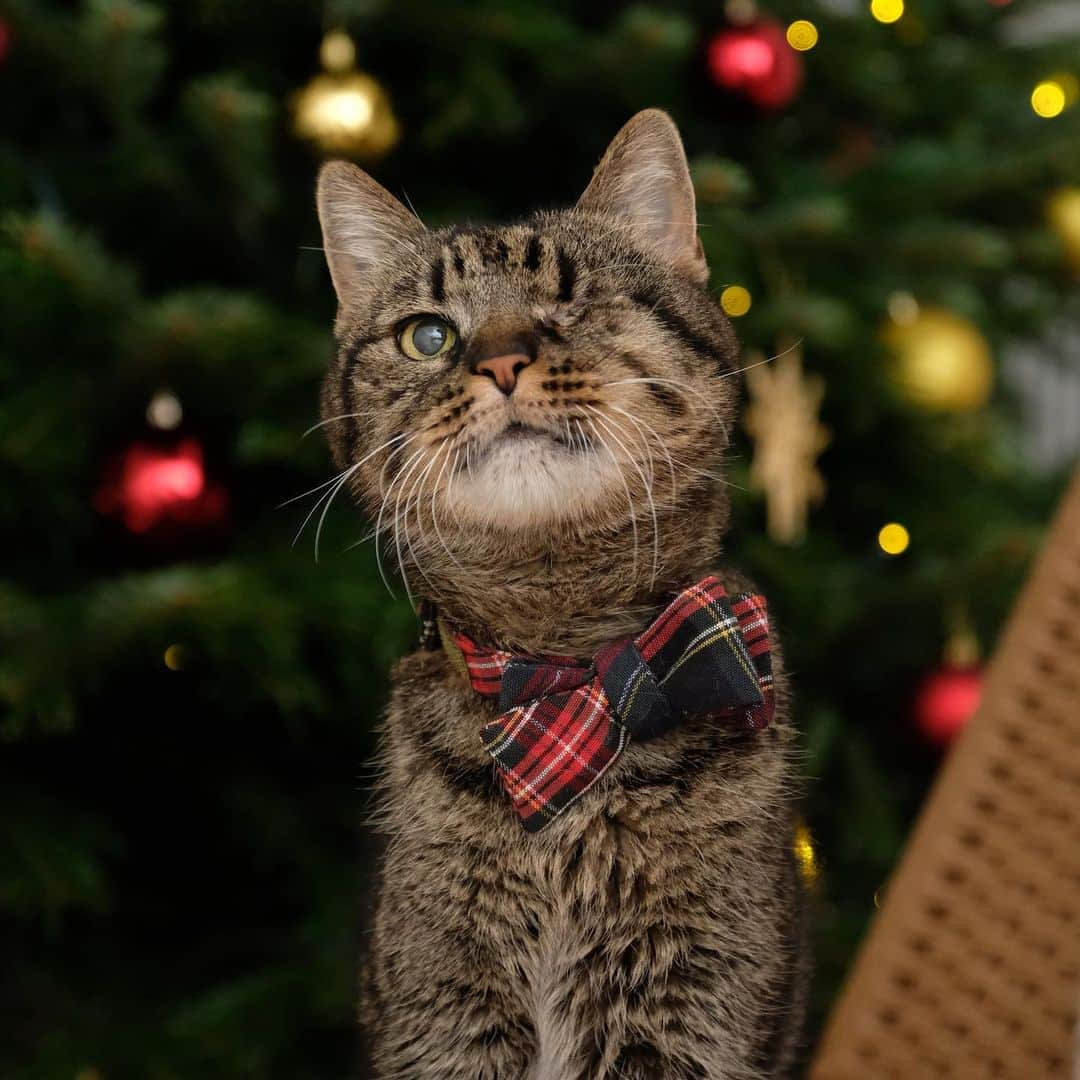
[320,29,356,73]
[887,291,919,326]
[164,644,188,671]
[871,0,905,24]
[146,390,182,431]
[1031,80,1066,119]
[794,822,820,884]
[720,284,752,316]
[786,20,819,51]
[878,522,911,555]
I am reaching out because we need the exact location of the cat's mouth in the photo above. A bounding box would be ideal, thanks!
[447,414,612,528]
[491,421,576,450]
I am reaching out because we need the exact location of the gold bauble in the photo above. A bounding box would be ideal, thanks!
[883,306,993,412]
[293,70,399,158]
[1047,186,1080,272]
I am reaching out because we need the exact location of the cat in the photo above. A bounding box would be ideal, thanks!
[315,109,809,1079]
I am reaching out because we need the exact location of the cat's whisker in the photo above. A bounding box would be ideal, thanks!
[584,415,640,583]
[280,432,413,509]
[291,463,359,549]
[608,404,677,498]
[607,405,732,499]
[446,447,465,528]
[721,338,804,382]
[312,464,361,563]
[373,443,423,597]
[387,446,431,605]
[400,447,448,593]
[605,376,726,425]
[398,187,425,226]
[284,462,355,517]
[429,442,463,569]
[587,407,659,586]
[301,411,362,438]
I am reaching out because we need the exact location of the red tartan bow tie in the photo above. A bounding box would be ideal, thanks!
[451,577,774,832]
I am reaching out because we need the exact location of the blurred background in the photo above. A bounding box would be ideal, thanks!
[3,0,1080,1076]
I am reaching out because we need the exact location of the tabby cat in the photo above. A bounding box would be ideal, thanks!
[315,110,808,1079]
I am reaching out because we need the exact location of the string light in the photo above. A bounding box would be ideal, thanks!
[720,284,752,317]
[793,821,819,885]
[786,20,819,51]
[1031,80,1066,119]
[146,390,182,431]
[164,644,188,671]
[878,522,911,556]
[870,0,904,24]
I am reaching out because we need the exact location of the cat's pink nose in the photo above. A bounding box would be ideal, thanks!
[474,352,532,396]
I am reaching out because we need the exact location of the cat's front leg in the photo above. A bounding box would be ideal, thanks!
[366,857,537,1079]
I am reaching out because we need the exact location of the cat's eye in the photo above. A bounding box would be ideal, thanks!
[398,316,457,361]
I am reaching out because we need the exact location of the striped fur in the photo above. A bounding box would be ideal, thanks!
[315,110,809,1078]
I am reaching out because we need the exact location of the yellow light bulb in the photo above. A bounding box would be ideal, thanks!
[793,822,819,885]
[720,285,752,317]
[1031,80,1066,119]
[786,20,819,51]
[870,0,904,23]
[878,522,910,556]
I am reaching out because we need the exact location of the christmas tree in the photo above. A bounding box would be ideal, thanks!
[2,1,1078,1075]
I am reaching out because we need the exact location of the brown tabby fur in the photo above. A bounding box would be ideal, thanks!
[315,110,809,1078]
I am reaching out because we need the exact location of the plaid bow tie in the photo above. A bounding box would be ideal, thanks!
[451,577,774,832]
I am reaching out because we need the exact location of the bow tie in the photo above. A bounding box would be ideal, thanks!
[450,577,774,833]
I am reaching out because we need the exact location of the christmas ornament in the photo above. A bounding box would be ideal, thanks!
[706,19,803,110]
[914,611,984,746]
[1046,186,1080,272]
[293,30,399,158]
[94,439,228,534]
[914,664,984,745]
[744,344,830,545]
[882,305,993,412]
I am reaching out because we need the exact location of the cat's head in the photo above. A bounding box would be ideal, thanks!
[316,110,739,597]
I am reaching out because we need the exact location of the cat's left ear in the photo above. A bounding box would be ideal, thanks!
[316,161,426,307]
[577,109,706,284]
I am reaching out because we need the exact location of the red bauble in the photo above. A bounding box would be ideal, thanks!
[706,20,803,109]
[95,439,228,534]
[914,664,984,746]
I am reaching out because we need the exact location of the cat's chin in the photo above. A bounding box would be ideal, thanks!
[445,432,617,530]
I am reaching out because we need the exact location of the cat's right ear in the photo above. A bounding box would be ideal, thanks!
[577,109,706,284]
[316,161,425,306]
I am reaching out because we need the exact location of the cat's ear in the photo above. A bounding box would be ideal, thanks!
[577,109,706,284]
[316,161,425,305]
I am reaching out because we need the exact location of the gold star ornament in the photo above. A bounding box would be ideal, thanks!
[743,345,830,545]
